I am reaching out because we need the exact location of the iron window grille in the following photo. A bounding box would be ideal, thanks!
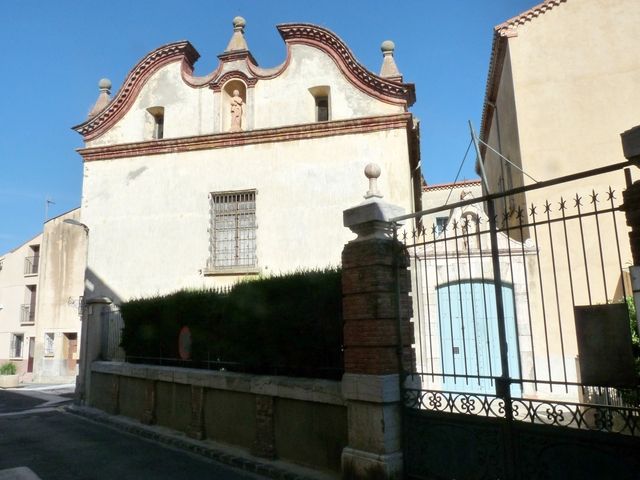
[208,190,257,271]
[24,255,39,275]
[44,333,55,357]
[20,304,35,325]
[10,334,23,358]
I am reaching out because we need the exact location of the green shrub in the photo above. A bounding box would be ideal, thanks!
[120,268,343,379]
[0,362,16,375]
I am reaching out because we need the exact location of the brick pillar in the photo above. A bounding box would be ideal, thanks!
[340,164,414,480]
[621,125,640,334]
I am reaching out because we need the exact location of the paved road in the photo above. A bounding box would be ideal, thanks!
[0,389,262,480]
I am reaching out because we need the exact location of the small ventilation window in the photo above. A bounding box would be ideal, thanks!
[315,96,329,122]
[309,86,330,122]
[147,107,164,140]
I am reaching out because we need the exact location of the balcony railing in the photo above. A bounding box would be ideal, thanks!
[24,255,39,275]
[20,304,35,325]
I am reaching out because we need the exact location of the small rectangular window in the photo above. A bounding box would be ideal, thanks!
[147,107,165,140]
[45,333,55,357]
[315,96,329,122]
[209,190,257,271]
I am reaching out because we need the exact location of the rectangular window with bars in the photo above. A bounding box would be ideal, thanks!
[10,334,23,358]
[208,190,257,271]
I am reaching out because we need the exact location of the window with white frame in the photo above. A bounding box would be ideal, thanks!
[10,334,24,358]
[208,190,257,271]
[44,333,55,357]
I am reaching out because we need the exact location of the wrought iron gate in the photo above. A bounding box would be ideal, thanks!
[394,162,640,479]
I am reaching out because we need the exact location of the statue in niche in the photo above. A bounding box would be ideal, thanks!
[230,89,244,132]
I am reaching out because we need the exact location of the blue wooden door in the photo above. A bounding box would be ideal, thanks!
[437,281,520,396]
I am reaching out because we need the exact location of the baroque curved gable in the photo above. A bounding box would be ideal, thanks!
[73,23,415,142]
[276,23,415,106]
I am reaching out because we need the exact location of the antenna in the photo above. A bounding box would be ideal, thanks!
[45,197,56,222]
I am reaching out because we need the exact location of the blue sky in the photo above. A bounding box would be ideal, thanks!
[0,0,535,253]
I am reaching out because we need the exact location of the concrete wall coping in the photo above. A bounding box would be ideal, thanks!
[341,373,401,403]
[92,361,345,406]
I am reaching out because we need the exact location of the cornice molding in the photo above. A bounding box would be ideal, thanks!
[72,41,199,142]
[277,23,415,107]
[78,113,412,162]
[423,179,482,193]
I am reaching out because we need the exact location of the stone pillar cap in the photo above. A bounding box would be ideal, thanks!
[379,39,402,81]
[225,16,249,52]
[87,78,112,119]
[343,164,404,241]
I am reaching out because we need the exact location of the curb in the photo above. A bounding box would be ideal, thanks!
[65,405,332,480]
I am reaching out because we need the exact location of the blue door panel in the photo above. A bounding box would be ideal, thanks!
[437,282,520,396]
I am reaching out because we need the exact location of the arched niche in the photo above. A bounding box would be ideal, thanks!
[221,80,247,133]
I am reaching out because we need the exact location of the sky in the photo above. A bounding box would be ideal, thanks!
[0,0,535,254]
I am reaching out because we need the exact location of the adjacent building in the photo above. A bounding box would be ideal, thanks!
[0,208,86,383]
[474,0,638,395]
[0,233,42,378]
[421,179,482,235]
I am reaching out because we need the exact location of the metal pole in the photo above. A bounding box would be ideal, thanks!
[469,120,491,194]
[486,198,512,412]
[487,198,516,478]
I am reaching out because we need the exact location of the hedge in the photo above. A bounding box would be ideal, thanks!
[120,268,343,379]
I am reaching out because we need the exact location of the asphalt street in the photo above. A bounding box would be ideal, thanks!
[0,388,263,480]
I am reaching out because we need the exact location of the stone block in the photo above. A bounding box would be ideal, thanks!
[342,447,403,480]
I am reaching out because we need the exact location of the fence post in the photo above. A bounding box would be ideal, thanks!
[621,125,640,333]
[341,164,414,480]
[76,297,112,406]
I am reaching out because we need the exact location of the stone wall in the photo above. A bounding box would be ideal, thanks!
[90,362,347,474]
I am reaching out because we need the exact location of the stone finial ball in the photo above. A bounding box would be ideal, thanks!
[381,40,395,53]
[98,78,112,90]
[364,163,381,179]
[233,16,246,28]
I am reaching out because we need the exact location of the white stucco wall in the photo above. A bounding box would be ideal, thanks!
[252,45,402,128]
[81,127,414,301]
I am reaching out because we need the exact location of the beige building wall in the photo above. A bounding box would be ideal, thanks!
[480,0,639,390]
[0,234,42,377]
[33,208,86,383]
